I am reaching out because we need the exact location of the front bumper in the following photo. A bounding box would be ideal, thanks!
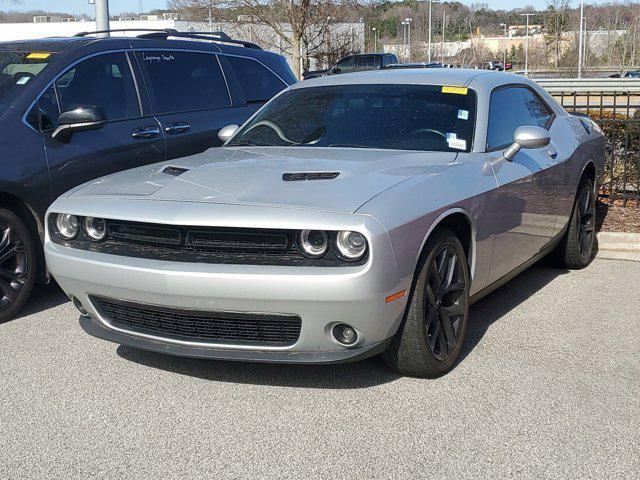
[45,206,412,364]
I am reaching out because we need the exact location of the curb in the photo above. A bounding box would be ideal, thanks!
[597,232,640,252]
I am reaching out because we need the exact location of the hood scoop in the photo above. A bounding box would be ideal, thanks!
[282,171,340,182]
[162,165,191,177]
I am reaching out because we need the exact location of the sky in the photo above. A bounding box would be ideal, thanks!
[0,0,619,15]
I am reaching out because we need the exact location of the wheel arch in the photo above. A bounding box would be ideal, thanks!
[414,208,476,283]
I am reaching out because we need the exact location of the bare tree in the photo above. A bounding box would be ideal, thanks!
[545,0,571,68]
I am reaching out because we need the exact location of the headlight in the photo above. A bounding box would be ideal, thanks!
[84,217,107,241]
[55,214,79,240]
[336,231,367,261]
[298,230,328,258]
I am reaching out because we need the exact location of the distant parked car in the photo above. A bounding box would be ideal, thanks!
[302,53,398,80]
[0,29,295,321]
[486,60,512,71]
[609,70,640,78]
[46,69,604,377]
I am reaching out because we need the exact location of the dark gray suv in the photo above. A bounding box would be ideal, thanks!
[0,29,296,321]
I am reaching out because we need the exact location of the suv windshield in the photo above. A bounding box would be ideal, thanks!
[227,84,476,152]
[0,51,54,112]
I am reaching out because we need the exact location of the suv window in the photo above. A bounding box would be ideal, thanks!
[487,86,552,149]
[336,57,356,72]
[226,56,286,103]
[137,51,230,114]
[357,55,376,68]
[56,52,140,121]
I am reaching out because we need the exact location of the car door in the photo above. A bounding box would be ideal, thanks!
[485,85,564,283]
[38,51,165,199]
[333,56,356,74]
[134,50,253,161]
[356,55,376,71]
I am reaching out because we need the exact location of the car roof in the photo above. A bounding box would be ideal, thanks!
[294,68,527,89]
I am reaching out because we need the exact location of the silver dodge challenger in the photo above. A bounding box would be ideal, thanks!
[44,69,604,377]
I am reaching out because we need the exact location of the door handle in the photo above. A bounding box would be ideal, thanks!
[131,126,161,139]
[164,122,191,135]
[547,148,558,158]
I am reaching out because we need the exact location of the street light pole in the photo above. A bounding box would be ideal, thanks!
[93,0,110,37]
[578,0,584,78]
[372,27,377,52]
[441,10,446,64]
[521,13,534,76]
[428,0,432,62]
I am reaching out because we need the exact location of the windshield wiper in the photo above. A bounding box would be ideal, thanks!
[328,143,370,149]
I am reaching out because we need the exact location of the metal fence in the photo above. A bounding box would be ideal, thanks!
[552,89,640,206]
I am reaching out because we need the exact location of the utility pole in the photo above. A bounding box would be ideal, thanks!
[428,0,432,62]
[405,17,412,59]
[578,0,584,78]
[372,27,377,52]
[521,13,534,76]
[91,0,110,37]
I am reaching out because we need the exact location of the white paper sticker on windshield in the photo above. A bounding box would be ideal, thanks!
[458,109,469,120]
[448,138,467,150]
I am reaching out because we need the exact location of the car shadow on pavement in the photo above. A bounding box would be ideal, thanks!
[458,261,568,365]
[10,282,68,322]
[117,261,568,388]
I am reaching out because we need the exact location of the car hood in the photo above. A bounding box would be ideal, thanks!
[68,147,458,213]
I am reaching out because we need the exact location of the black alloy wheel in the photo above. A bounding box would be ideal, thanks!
[424,244,467,362]
[557,178,596,270]
[383,227,470,378]
[576,182,596,260]
[0,208,37,322]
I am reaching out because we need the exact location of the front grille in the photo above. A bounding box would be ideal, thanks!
[49,217,367,267]
[93,297,301,346]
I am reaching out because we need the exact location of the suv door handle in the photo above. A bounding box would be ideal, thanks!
[131,126,161,139]
[547,148,558,158]
[164,122,191,135]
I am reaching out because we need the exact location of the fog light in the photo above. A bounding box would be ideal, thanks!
[333,323,358,345]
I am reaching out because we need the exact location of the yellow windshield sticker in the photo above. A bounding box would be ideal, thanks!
[26,52,52,60]
[442,86,468,95]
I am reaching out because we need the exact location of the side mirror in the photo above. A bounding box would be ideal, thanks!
[218,124,239,143]
[332,66,341,74]
[503,125,551,161]
[52,106,107,142]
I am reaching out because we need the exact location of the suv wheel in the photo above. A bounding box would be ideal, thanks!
[0,208,37,322]
[557,178,596,269]
[383,228,470,378]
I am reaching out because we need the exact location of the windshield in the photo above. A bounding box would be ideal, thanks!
[227,84,476,152]
[0,51,55,112]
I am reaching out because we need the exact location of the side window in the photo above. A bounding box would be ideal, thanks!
[336,57,356,72]
[225,56,286,103]
[55,52,140,121]
[487,86,553,149]
[136,51,230,114]
[30,84,60,131]
[357,55,376,68]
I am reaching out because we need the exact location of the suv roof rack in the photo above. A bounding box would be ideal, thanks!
[73,28,262,50]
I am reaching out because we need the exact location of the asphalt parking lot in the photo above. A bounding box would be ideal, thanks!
[1,256,638,479]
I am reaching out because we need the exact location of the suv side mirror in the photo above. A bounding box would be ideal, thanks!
[503,125,551,161]
[52,106,107,142]
[218,124,239,143]
[332,66,341,74]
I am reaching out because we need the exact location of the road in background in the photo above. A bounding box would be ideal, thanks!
[1,257,638,479]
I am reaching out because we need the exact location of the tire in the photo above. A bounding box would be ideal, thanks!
[557,178,596,269]
[0,208,37,323]
[382,228,470,378]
